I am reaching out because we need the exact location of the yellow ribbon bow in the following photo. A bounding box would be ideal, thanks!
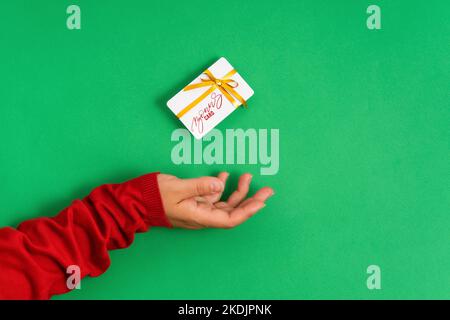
[176,69,247,118]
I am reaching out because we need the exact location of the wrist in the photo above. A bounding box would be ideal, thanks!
[136,172,173,228]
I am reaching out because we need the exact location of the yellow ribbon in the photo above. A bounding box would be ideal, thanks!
[176,69,247,118]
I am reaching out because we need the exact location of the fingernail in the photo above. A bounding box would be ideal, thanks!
[211,181,223,192]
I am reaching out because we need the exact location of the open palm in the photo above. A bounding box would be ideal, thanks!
[158,172,274,229]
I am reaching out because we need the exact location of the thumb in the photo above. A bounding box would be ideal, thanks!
[179,177,224,198]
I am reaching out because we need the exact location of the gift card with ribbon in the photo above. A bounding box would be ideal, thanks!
[167,57,254,139]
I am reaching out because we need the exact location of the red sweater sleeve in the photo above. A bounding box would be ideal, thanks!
[0,172,171,300]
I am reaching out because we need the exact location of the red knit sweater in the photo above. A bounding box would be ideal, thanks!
[0,172,171,300]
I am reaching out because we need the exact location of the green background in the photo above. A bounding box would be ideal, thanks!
[0,0,449,299]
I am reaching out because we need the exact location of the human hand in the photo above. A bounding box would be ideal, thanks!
[157,172,274,229]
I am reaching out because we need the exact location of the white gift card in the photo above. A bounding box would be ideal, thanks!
[167,57,254,139]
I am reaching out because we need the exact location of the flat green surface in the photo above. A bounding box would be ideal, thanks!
[0,0,449,299]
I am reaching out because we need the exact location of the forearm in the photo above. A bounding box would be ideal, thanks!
[0,172,170,300]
